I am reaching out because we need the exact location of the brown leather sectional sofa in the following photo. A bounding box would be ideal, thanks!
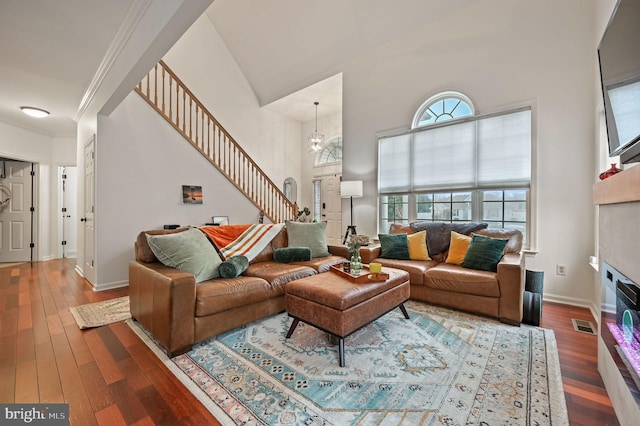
[129,227,346,356]
[129,223,524,357]
[359,223,525,325]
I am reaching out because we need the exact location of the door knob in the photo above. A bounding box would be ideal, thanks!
[80,218,87,222]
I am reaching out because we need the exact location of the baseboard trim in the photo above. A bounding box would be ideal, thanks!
[91,280,129,292]
[543,293,591,308]
[543,293,599,324]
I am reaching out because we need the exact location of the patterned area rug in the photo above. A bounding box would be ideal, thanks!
[70,296,131,329]
[127,301,568,425]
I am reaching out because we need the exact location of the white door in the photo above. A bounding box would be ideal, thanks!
[320,174,342,245]
[0,161,33,262]
[83,138,96,284]
[60,166,78,258]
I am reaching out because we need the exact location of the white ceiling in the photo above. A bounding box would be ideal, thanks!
[0,0,133,137]
[263,73,343,123]
[206,1,463,104]
[0,0,473,136]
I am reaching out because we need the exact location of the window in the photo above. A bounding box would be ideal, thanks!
[412,92,474,128]
[482,189,527,232]
[380,194,409,232]
[417,192,473,222]
[312,180,322,222]
[283,177,297,202]
[315,136,342,165]
[379,94,532,247]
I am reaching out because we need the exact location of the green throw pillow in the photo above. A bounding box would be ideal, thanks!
[378,233,411,260]
[273,247,312,263]
[218,255,249,278]
[146,228,222,283]
[285,220,330,258]
[461,233,509,272]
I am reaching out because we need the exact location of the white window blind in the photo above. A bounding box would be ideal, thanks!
[413,121,476,191]
[378,134,411,193]
[378,108,531,193]
[477,110,531,187]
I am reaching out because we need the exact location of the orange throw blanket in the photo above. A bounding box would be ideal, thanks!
[200,223,284,261]
[200,224,251,248]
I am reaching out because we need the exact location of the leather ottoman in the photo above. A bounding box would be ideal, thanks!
[284,267,410,367]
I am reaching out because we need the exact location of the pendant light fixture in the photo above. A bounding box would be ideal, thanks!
[309,101,324,152]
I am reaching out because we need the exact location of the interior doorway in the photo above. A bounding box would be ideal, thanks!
[317,174,342,245]
[59,166,78,258]
[0,160,35,262]
[82,137,96,285]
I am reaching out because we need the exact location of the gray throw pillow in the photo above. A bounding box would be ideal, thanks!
[409,221,488,256]
[146,228,222,283]
[285,220,330,258]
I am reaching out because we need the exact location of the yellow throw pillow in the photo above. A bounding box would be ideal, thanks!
[446,231,472,265]
[407,230,431,260]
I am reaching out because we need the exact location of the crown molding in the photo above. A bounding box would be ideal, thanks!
[75,0,153,120]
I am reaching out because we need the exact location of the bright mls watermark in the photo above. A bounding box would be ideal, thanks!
[1,404,68,425]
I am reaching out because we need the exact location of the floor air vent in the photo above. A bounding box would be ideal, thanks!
[571,318,596,335]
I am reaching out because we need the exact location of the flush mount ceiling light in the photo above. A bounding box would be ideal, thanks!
[309,101,325,152]
[20,106,50,118]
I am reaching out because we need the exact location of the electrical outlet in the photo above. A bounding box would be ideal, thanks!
[556,264,566,276]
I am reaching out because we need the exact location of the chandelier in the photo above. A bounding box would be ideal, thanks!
[309,101,324,152]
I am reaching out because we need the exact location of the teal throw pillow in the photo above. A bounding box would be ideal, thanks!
[273,247,312,263]
[378,233,410,260]
[285,220,330,258]
[461,233,509,272]
[218,255,249,278]
[146,228,222,283]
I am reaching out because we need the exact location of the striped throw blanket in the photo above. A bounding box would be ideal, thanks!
[200,223,284,261]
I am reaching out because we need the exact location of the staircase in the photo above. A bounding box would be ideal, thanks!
[135,60,297,224]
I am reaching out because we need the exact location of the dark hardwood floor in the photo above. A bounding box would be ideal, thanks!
[0,259,620,425]
[540,302,620,425]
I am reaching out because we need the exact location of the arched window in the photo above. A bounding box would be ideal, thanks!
[315,136,342,166]
[412,91,474,128]
[379,92,533,248]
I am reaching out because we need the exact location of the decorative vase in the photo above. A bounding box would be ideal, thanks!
[350,253,362,276]
[599,163,622,180]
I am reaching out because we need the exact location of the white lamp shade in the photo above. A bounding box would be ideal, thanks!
[340,180,363,198]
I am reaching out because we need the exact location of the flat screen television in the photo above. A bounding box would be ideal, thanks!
[598,0,640,164]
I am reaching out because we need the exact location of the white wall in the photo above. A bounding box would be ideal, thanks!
[79,0,617,304]
[0,121,76,260]
[94,93,259,287]
[163,16,302,193]
[91,15,305,288]
[74,0,213,286]
[339,0,599,305]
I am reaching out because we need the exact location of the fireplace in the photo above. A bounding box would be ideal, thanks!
[601,261,640,404]
[595,166,640,423]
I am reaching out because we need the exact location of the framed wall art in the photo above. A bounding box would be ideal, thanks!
[212,216,229,226]
[182,185,203,204]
